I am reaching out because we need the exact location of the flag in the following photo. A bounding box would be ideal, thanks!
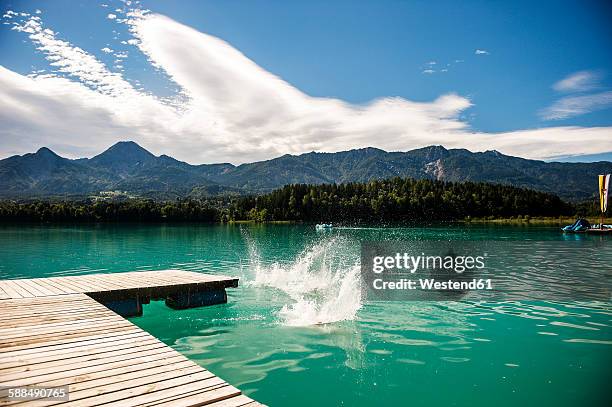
[599,174,610,213]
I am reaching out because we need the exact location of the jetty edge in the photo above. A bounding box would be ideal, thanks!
[0,270,264,406]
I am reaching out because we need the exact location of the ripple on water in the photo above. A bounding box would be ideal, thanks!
[396,358,426,365]
[549,321,600,331]
[369,349,393,355]
[562,339,612,345]
[440,356,470,363]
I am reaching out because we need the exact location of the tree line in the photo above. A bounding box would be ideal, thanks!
[229,178,575,223]
[0,177,581,223]
[0,199,221,222]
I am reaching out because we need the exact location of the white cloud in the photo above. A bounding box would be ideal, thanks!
[9,14,135,98]
[422,69,435,74]
[541,70,611,120]
[1,12,611,163]
[107,13,117,20]
[475,49,489,55]
[539,91,612,120]
[552,70,601,93]
[101,47,113,53]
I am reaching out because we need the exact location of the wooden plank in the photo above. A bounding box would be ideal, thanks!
[0,308,111,326]
[203,394,260,407]
[0,323,137,349]
[0,347,175,386]
[58,277,103,292]
[0,326,143,354]
[13,279,52,297]
[43,278,87,294]
[0,293,92,306]
[25,279,66,296]
[136,383,240,407]
[0,270,238,300]
[0,286,10,300]
[0,331,150,360]
[59,373,224,407]
[0,310,119,329]
[75,275,133,291]
[19,366,210,407]
[36,278,78,294]
[0,348,181,387]
[0,342,169,376]
[0,316,131,340]
[2,280,33,298]
[0,337,162,372]
[1,362,206,407]
[5,355,190,389]
[0,282,24,299]
[0,317,134,343]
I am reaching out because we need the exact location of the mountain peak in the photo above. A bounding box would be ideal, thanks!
[106,140,152,154]
[92,141,155,161]
[483,149,506,158]
[35,147,59,157]
[89,141,157,175]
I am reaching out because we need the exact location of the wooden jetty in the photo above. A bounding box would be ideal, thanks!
[0,270,263,406]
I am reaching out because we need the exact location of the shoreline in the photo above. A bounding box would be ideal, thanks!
[1,217,610,227]
[463,216,612,225]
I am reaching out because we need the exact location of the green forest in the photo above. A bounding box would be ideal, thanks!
[230,178,576,222]
[0,177,587,223]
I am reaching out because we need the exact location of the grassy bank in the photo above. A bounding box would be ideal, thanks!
[464,216,611,225]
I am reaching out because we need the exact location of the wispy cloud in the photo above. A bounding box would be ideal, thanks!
[475,49,489,55]
[552,70,601,92]
[541,70,611,120]
[8,12,135,98]
[1,9,611,162]
[539,91,612,120]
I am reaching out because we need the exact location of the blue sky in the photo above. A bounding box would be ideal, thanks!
[1,0,611,163]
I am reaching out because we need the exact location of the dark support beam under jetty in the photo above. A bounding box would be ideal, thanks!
[78,273,239,317]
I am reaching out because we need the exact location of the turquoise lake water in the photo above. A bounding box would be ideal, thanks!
[0,224,610,406]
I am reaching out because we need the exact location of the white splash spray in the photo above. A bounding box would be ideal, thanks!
[247,236,362,326]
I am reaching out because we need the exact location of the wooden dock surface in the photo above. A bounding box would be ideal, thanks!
[0,271,262,407]
[0,270,238,300]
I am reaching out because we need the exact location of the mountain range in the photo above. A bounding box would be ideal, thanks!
[0,141,610,200]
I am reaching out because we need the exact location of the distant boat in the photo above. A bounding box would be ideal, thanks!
[316,223,333,230]
[562,218,591,233]
[562,174,611,234]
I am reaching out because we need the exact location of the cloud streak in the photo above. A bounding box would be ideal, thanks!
[540,91,612,120]
[0,10,611,163]
[552,70,601,92]
[541,70,611,120]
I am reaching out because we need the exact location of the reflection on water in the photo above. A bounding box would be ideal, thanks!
[0,223,610,406]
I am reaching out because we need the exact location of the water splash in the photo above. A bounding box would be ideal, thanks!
[246,234,362,326]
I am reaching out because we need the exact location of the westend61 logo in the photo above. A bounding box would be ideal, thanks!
[361,240,611,302]
[361,241,495,301]
[370,251,491,294]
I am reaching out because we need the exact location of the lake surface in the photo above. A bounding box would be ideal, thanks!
[0,224,610,406]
